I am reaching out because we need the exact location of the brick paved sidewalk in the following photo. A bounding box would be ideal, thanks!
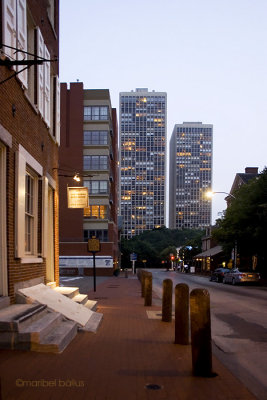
[0,276,257,400]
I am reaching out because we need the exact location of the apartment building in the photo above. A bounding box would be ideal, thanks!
[169,122,213,229]
[0,0,60,302]
[59,83,119,275]
[119,88,167,238]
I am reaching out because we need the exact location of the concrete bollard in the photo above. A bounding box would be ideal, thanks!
[141,270,146,297]
[175,283,189,344]
[190,288,214,377]
[144,273,152,306]
[162,279,173,322]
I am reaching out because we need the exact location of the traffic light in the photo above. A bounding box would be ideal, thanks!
[171,256,175,261]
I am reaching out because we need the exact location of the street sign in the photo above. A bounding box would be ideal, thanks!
[130,253,137,261]
[88,237,101,253]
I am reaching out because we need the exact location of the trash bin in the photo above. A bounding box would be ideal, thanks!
[190,266,195,273]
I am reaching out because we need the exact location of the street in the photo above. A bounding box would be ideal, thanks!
[151,269,267,400]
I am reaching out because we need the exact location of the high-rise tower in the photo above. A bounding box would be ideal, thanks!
[119,88,167,238]
[169,122,213,229]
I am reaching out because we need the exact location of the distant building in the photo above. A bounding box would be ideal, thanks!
[226,167,259,206]
[0,0,60,302]
[169,122,213,229]
[119,88,167,238]
[59,84,119,275]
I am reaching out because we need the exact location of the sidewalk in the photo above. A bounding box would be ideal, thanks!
[0,275,257,400]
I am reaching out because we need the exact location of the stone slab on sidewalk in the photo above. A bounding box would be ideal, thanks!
[0,276,257,400]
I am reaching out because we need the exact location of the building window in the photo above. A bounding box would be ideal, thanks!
[25,170,37,254]
[83,205,108,219]
[83,155,108,170]
[83,180,108,194]
[84,106,109,121]
[83,230,108,242]
[84,131,108,145]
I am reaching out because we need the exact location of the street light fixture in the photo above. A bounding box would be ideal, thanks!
[206,191,236,200]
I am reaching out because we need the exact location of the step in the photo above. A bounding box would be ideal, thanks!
[19,311,63,343]
[46,282,57,289]
[0,303,47,331]
[53,286,80,299]
[72,293,88,305]
[79,312,103,333]
[31,319,78,353]
[0,297,10,310]
[84,299,98,312]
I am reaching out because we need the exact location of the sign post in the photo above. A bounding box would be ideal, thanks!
[88,237,101,291]
[130,252,137,274]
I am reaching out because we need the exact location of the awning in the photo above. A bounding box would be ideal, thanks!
[193,245,223,258]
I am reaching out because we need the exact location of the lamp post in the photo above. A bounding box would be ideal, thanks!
[206,190,237,268]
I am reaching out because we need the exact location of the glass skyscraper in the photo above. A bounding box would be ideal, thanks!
[169,122,213,229]
[119,88,167,238]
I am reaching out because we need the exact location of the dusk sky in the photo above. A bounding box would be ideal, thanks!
[59,0,267,224]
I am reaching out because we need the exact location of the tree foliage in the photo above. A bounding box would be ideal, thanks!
[121,227,204,268]
[212,168,267,271]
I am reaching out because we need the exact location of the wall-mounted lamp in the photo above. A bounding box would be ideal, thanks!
[73,174,81,182]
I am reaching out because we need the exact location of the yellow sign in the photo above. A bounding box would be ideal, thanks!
[88,237,101,252]
[67,187,88,208]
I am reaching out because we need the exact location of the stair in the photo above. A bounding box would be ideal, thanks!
[0,296,10,310]
[52,286,98,310]
[0,303,78,353]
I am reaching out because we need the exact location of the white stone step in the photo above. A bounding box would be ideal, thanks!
[53,286,79,299]
[0,303,47,331]
[31,319,77,353]
[46,282,57,289]
[84,299,98,311]
[19,311,63,343]
[18,284,102,330]
[72,293,88,305]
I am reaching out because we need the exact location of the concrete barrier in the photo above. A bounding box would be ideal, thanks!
[190,288,214,376]
[144,273,152,306]
[162,279,173,322]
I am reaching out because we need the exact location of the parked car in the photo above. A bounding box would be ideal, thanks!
[222,268,260,285]
[210,267,230,283]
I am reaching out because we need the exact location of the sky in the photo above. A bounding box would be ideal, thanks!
[59,0,267,224]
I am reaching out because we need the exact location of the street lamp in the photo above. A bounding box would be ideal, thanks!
[206,190,237,268]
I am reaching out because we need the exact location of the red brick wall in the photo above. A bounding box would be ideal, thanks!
[0,0,59,301]
[59,83,84,242]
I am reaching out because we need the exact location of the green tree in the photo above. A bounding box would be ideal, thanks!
[121,227,205,268]
[212,168,267,274]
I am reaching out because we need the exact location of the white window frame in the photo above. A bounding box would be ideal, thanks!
[0,142,8,295]
[2,0,28,88]
[16,145,43,263]
[25,169,38,255]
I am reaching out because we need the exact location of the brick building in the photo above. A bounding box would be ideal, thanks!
[59,83,119,276]
[0,0,60,302]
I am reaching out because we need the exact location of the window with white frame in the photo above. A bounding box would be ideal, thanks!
[2,0,28,88]
[25,170,37,254]
[16,146,43,261]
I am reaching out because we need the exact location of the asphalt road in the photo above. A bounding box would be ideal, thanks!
[151,269,267,400]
